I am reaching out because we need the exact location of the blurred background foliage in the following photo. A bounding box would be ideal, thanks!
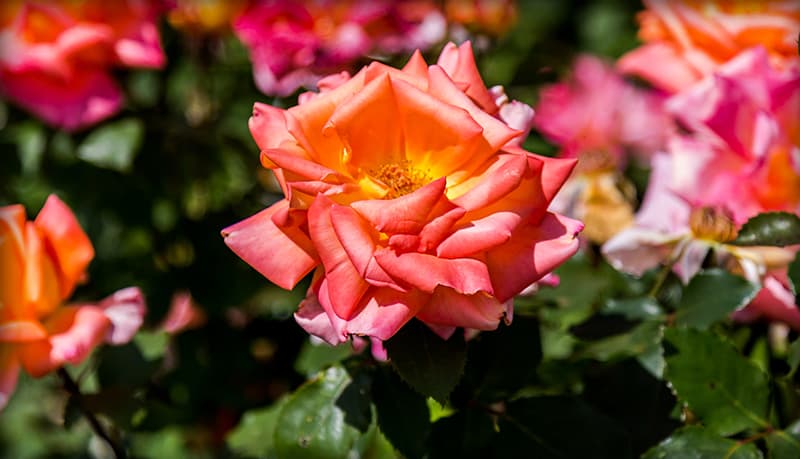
[2,1,798,458]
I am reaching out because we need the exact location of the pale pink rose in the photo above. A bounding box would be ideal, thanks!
[222,42,582,350]
[618,0,800,93]
[0,195,146,410]
[232,0,445,97]
[0,0,165,131]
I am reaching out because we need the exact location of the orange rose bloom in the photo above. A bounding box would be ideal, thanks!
[618,0,800,93]
[0,195,145,410]
[223,42,582,357]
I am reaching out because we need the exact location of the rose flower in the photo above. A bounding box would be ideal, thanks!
[0,195,146,410]
[222,42,583,357]
[0,0,165,130]
[618,0,800,93]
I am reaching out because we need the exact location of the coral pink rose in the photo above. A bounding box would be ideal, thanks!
[0,0,165,131]
[222,42,583,352]
[618,0,800,93]
[232,0,445,97]
[0,195,146,410]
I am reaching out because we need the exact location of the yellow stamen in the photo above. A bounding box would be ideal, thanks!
[370,160,432,199]
[689,207,738,242]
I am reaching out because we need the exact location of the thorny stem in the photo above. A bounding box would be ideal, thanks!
[57,368,127,459]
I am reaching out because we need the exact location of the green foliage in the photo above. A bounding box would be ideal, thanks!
[642,426,763,459]
[663,328,771,436]
[674,269,760,329]
[384,320,467,405]
[76,118,144,172]
[732,212,800,247]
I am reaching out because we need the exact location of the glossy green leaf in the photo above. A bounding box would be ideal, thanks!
[372,366,431,459]
[495,396,633,459]
[601,297,664,320]
[674,269,759,329]
[273,366,364,459]
[788,251,800,305]
[458,316,541,401]
[294,340,353,378]
[226,398,287,459]
[577,320,663,363]
[732,212,800,247]
[663,328,770,436]
[642,426,763,459]
[766,420,800,459]
[77,118,143,172]
[384,320,466,404]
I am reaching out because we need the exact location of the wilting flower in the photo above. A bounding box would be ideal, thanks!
[232,0,446,97]
[222,42,582,354]
[444,0,517,37]
[0,0,165,131]
[534,54,672,243]
[0,195,146,410]
[618,0,800,93]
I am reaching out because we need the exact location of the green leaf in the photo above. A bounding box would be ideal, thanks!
[428,409,496,459]
[294,340,353,378]
[788,338,800,377]
[335,368,373,433]
[384,320,466,404]
[767,420,800,459]
[10,121,46,175]
[642,426,763,459]
[601,297,664,320]
[495,396,633,459]
[458,316,541,401]
[577,320,663,363]
[372,366,431,459]
[788,251,800,305]
[663,328,770,436]
[274,366,364,459]
[133,330,169,361]
[227,398,287,459]
[77,118,143,172]
[674,269,760,329]
[732,212,800,247]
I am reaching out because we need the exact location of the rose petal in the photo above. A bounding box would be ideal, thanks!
[375,248,493,295]
[417,286,505,330]
[222,200,318,290]
[98,287,147,344]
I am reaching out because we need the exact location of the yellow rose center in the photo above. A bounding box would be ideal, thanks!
[689,206,738,243]
[370,160,432,199]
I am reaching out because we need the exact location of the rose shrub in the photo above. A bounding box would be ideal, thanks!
[223,41,583,354]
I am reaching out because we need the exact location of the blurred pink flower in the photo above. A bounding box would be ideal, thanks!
[0,0,166,131]
[618,0,800,93]
[535,54,671,165]
[232,0,445,97]
[533,54,672,243]
[0,195,146,411]
[160,291,207,334]
[664,46,800,224]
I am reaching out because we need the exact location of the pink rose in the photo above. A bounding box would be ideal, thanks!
[222,41,582,350]
[0,0,165,131]
[232,0,445,97]
[618,0,800,93]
